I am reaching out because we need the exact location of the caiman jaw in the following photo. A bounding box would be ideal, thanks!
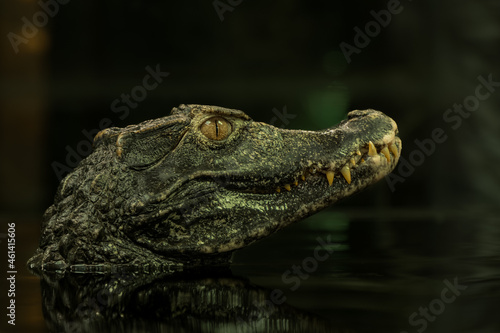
[275,137,401,193]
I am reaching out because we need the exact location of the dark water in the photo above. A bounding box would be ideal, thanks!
[1,210,499,333]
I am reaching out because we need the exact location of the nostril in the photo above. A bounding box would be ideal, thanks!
[347,109,381,120]
[347,109,373,119]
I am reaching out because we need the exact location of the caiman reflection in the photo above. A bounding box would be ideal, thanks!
[36,270,343,333]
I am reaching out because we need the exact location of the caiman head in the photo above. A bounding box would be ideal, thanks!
[28,104,401,272]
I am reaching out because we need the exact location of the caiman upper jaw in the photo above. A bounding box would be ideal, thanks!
[222,135,401,195]
[275,136,401,192]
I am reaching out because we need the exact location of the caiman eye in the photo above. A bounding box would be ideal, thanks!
[200,117,232,141]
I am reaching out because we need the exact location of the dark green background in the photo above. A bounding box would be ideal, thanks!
[2,0,499,213]
[0,1,499,332]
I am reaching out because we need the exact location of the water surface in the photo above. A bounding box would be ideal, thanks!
[2,210,499,332]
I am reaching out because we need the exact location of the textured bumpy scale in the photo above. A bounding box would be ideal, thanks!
[28,104,402,273]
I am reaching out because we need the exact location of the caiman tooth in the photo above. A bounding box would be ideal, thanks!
[276,187,281,193]
[389,143,399,159]
[356,149,361,155]
[381,147,391,162]
[326,171,334,186]
[368,141,377,157]
[350,158,356,166]
[361,158,365,163]
[284,184,291,191]
[293,180,298,186]
[301,174,306,181]
[340,165,351,184]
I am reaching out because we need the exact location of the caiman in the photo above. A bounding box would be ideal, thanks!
[28,104,401,273]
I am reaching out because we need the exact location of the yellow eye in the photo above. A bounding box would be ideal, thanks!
[200,117,232,141]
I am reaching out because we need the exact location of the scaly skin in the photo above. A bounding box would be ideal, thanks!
[28,104,401,273]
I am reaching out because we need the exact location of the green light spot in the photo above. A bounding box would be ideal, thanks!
[304,83,349,129]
